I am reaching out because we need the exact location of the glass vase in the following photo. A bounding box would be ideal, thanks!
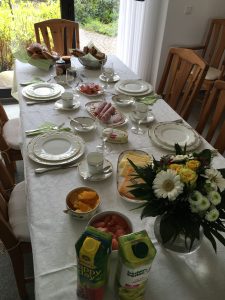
[154,216,203,254]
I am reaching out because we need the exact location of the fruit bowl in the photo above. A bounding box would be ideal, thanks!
[66,187,100,220]
[87,211,133,255]
[78,56,107,69]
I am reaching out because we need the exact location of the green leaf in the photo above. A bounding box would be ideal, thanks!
[202,226,217,252]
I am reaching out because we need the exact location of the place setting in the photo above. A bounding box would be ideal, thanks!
[114,79,153,96]
[22,82,65,103]
[54,91,80,111]
[78,151,113,181]
[99,62,120,83]
[27,130,85,167]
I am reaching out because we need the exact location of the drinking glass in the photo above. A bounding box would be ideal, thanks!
[101,62,114,88]
[66,67,77,91]
[131,103,148,135]
[96,119,112,154]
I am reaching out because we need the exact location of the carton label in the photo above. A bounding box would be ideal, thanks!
[119,263,152,287]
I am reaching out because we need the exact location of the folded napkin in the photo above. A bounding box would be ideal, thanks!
[136,93,160,105]
[13,48,54,71]
[25,122,71,137]
[20,77,45,86]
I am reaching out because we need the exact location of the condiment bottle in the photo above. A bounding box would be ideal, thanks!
[55,58,66,76]
[116,230,157,300]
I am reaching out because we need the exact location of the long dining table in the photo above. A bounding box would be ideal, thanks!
[15,55,225,300]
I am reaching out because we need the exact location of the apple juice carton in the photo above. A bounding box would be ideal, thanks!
[116,230,156,300]
[75,226,112,300]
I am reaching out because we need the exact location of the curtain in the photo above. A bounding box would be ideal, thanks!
[116,0,161,83]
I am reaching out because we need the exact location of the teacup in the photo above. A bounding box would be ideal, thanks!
[87,152,104,175]
[61,92,73,108]
[102,63,115,81]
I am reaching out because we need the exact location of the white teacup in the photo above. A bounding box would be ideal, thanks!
[102,63,114,81]
[61,92,73,108]
[87,152,104,175]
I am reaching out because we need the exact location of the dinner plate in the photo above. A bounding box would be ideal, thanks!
[32,131,81,161]
[114,81,153,96]
[76,83,104,97]
[149,122,201,151]
[85,101,128,127]
[22,85,65,101]
[27,135,85,166]
[24,83,62,98]
[118,80,149,93]
[112,94,135,106]
[117,150,153,204]
[153,122,196,147]
[55,99,80,111]
[78,159,113,181]
[99,74,120,83]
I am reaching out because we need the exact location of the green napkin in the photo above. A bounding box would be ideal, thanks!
[13,48,54,71]
[26,122,71,137]
[20,77,45,86]
[136,93,160,105]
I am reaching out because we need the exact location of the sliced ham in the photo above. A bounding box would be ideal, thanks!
[98,102,111,118]
[101,106,115,123]
[94,101,107,116]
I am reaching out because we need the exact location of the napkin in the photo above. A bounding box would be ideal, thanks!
[20,77,45,86]
[136,93,160,105]
[25,122,71,136]
[13,48,54,71]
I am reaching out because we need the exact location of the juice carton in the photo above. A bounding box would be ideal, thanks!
[75,226,112,300]
[116,230,156,300]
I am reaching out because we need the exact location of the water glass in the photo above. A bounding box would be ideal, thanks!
[66,67,77,90]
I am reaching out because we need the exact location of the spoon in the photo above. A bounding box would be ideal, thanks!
[83,165,112,180]
[69,117,91,129]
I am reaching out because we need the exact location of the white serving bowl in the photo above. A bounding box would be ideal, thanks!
[87,210,133,256]
[66,187,100,220]
[78,56,107,69]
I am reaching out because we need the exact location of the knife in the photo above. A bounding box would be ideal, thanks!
[35,162,79,174]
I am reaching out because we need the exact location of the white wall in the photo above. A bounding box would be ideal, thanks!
[152,0,225,88]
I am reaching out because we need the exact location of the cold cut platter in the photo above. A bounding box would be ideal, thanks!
[85,101,128,127]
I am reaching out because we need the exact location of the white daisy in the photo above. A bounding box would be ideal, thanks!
[153,169,184,201]
[205,208,219,222]
[208,191,221,206]
[205,169,225,192]
[197,196,210,211]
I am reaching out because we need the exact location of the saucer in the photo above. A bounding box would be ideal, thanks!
[70,117,96,132]
[99,74,120,83]
[55,99,80,111]
[78,159,113,181]
[112,94,135,106]
[130,111,155,124]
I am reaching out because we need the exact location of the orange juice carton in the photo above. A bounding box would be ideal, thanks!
[116,230,156,300]
[75,226,112,300]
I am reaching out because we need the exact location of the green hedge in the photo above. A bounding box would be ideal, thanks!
[0,0,119,71]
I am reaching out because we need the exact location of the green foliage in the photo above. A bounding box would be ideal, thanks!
[84,18,118,36]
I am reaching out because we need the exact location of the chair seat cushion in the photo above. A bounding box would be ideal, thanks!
[205,67,221,81]
[3,118,22,150]
[0,71,14,89]
[8,181,30,242]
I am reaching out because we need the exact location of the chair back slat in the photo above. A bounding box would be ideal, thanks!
[196,80,225,154]
[34,19,80,56]
[157,48,208,120]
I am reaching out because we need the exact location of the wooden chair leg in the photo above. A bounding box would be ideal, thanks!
[8,247,29,300]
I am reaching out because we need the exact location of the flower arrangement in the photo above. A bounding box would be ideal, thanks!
[128,144,225,252]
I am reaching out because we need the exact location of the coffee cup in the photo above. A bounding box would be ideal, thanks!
[61,92,73,108]
[87,152,104,175]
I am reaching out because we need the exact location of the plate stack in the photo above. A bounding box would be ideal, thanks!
[27,131,85,166]
[149,122,201,151]
[22,82,65,101]
[114,80,153,96]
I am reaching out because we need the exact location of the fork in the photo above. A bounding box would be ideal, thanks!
[25,122,65,136]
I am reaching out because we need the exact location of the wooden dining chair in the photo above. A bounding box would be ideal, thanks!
[186,19,225,100]
[157,47,208,121]
[34,18,80,56]
[0,159,32,300]
[0,103,23,181]
[196,80,225,155]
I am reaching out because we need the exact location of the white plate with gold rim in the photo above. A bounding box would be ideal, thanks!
[115,81,153,97]
[32,131,81,161]
[118,80,150,94]
[28,134,85,165]
[24,83,63,98]
[22,85,64,101]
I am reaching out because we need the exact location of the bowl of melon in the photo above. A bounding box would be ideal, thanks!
[66,187,100,220]
[87,211,133,256]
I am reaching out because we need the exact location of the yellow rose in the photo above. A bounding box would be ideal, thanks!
[168,164,184,173]
[186,160,201,171]
[179,168,198,184]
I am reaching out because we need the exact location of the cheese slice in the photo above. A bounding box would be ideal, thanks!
[119,152,152,177]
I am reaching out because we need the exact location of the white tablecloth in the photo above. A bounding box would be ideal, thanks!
[15,56,225,300]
